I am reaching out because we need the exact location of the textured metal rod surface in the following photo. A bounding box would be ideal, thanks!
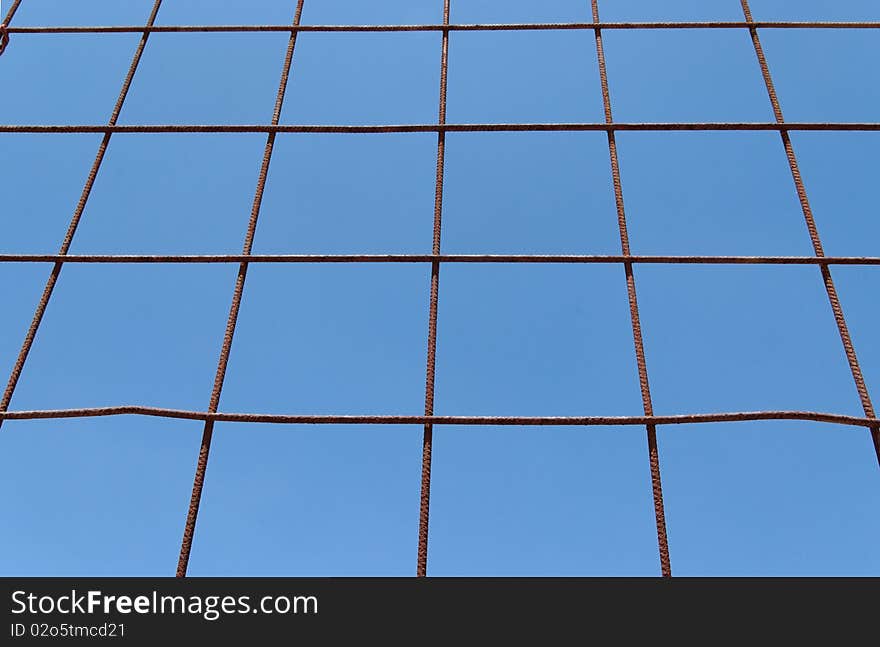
[6,21,880,34]
[740,0,880,468]
[2,407,876,429]
[176,0,307,578]
[416,0,451,580]
[592,0,670,578]
[3,122,879,133]
[1,254,879,265]
[0,1,164,428]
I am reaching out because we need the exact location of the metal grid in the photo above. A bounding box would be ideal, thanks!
[1,0,878,578]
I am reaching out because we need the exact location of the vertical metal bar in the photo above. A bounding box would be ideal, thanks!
[1,0,23,23]
[590,0,672,576]
[416,0,451,578]
[739,0,880,466]
[176,0,308,577]
[0,0,164,427]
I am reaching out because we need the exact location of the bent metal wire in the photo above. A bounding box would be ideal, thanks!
[1,0,878,578]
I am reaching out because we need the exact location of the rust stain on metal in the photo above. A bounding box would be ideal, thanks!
[0,24,9,56]
[2,122,879,134]
[0,0,23,56]
[1,254,879,265]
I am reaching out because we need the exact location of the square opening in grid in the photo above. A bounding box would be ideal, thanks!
[597,0,743,21]
[447,30,604,123]
[0,416,203,576]
[154,0,304,25]
[0,265,50,385]
[300,0,442,24]
[1,134,106,253]
[428,425,661,575]
[8,264,235,411]
[442,132,620,254]
[68,133,269,254]
[255,133,438,254]
[12,0,156,26]
[757,29,880,122]
[616,131,811,256]
[188,423,422,576]
[118,33,292,124]
[602,29,772,122]
[791,133,880,257]
[636,265,865,416]
[435,264,644,416]
[746,0,880,21]
[281,33,440,124]
[219,265,428,415]
[0,33,142,123]
[660,420,880,575]
[451,0,590,23]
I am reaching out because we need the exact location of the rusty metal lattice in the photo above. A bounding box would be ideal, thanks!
[1,0,878,578]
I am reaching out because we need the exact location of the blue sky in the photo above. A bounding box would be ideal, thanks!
[0,0,878,576]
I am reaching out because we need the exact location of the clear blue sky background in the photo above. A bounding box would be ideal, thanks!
[1,0,878,576]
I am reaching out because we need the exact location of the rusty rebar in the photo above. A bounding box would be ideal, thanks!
[592,0,671,578]
[3,0,878,579]
[176,0,307,579]
[0,254,879,265]
[740,0,880,468]
[4,21,880,35]
[416,0,451,580]
[0,0,164,429]
[1,406,876,430]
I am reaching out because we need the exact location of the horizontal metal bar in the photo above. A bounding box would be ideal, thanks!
[6,22,880,34]
[0,254,879,265]
[1,407,876,429]
[2,123,879,134]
